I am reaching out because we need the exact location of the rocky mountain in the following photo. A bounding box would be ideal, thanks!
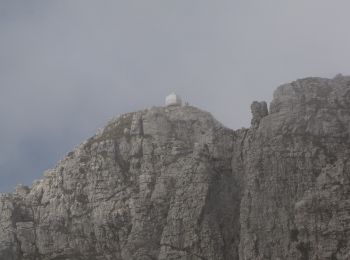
[1,75,350,260]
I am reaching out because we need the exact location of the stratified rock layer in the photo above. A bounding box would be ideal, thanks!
[1,75,350,260]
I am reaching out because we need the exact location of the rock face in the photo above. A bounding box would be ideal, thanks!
[0,106,240,260]
[240,75,350,260]
[1,75,350,260]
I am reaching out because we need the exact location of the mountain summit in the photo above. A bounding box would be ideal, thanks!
[1,75,350,260]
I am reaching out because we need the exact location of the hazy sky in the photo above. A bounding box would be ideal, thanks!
[1,0,350,192]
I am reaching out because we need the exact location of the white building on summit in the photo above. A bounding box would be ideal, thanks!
[165,93,182,107]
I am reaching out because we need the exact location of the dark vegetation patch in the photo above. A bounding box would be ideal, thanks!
[85,113,133,150]
[79,156,90,163]
[13,205,33,223]
[100,150,108,159]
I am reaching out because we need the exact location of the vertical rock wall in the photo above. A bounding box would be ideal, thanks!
[239,76,350,260]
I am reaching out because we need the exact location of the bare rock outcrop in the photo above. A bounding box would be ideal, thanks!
[0,106,241,260]
[240,75,350,260]
[1,75,350,260]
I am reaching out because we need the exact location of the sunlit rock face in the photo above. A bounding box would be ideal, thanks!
[1,75,350,260]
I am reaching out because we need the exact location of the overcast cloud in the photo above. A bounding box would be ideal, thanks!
[1,0,350,192]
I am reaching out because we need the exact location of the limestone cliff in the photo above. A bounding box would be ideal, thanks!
[240,75,350,260]
[1,75,350,260]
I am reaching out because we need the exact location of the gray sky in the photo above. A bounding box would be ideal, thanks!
[1,0,350,192]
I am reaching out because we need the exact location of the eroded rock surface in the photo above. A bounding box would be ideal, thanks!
[0,106,240,260]
[1,75,350,260]
[239,75,350,260]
